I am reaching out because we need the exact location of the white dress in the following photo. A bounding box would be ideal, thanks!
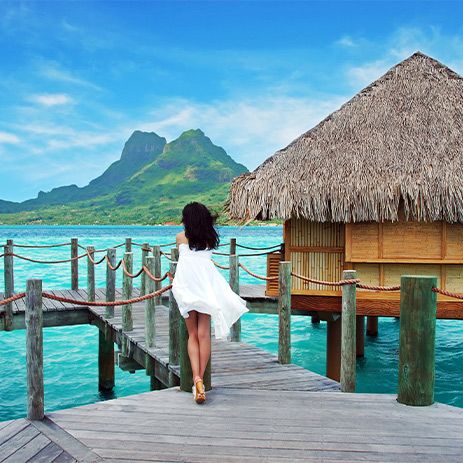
[171,243,249,339]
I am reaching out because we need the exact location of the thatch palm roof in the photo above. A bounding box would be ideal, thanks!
[227,52,463,223]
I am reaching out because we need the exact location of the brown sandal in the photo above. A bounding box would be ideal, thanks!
[193,378,206,404]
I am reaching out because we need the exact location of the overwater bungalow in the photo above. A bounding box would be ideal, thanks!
[227,52,463,379]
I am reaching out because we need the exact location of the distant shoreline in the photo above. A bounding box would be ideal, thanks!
[0,222,282,227]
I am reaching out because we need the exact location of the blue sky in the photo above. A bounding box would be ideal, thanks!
[1,0,463,202]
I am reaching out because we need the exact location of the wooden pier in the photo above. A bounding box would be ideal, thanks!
[2,239,463,461]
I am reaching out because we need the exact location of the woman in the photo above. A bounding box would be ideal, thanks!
[172,202,249,404]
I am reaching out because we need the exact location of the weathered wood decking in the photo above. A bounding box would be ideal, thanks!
[0,284,336,391]
[2,285,463,462]
[2,387,463,462]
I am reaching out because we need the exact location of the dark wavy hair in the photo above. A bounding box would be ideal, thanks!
[181,202,219,250]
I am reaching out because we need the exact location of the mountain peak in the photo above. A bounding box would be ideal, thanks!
[178,128,205,139]
[121,131,166,160]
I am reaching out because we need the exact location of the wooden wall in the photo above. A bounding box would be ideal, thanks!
[284,218,345,292]
[346,221,463,292]
[266,219,463,296]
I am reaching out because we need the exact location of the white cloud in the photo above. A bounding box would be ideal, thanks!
[346,60,392,87]
[30,93,74,107]
[345,26,463,88]
[336,35,357,48]
[137,94,347,170]
[0,131,20,144]
[37,61,102,91]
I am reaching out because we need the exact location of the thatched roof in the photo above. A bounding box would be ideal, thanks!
[227,52,463,223]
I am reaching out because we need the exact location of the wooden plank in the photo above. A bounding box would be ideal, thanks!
[2,433,51,463]
[30,416,103,463]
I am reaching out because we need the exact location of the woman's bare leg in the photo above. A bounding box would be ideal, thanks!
[184,311,201,381]
[197,313,211,379]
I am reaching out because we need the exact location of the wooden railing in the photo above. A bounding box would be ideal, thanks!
[2,237,441,420]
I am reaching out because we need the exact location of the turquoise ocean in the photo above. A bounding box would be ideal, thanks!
[1,225,462,421]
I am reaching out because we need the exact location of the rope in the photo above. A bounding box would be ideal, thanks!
[213,261,230,270]
[432,287,463,299]
[160,251,173,261]
[239,263,279,281]
[4,252,88,264]
[78,242,125,252]
[8,242,71,249]
[159,241,177,248]
[120,258,145,279]
[357,283,401,291]
[42,284,172,307]
[212,250,280,257]
[236,243,281,251]
[142,266,173,283]
[86,250,107,265]
[105,255,123,271]
[0,292,26,306]
[291,272,360,287]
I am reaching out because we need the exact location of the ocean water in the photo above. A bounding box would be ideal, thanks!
[0,225,462,421]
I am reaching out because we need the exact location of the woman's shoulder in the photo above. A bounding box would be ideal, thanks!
[176,231,188,245]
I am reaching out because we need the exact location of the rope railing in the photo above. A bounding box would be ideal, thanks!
[3,251,88,264]
[132,241,176,249]
[105,255,123,271]
[239,262,279,281]
[432,287,463,300]
[0,284,172,308]
[86,251,107,265]
[290,272,360,287]
[236,243,281,251]
[212,261,230,270]
[160,250,173,260]
[78,242,126,252]
[212,249,281,257]
[43,284,172,306]
[357,283,401,291]
[142,266,173,283]
[11,242,72,249]
[0,292,27,306]
[121,258,145,279]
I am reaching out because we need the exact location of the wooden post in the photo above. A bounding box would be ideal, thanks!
[326,317,342,381]
[397,275,437,406]
[145,256,156,348]
[71,238,78,290]
[230,238,236,255]
[340,270,357,392]
[26,279,44,420]
[366,316,379,336]
[105,248,116,318]
[122,252,133,332]
[356,316,365,357]
[153,245,162,305]
[125,238,132,253]
[278,261,292,364]
[140,242,150,296]
[169,248,180,387]
[3,240,14,331]
[98,329,115,391]
[229,254,241,341]
[169,249,180,365]
[87,246,95,303]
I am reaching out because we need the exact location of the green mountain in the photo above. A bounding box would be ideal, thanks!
[0,129,248,224]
